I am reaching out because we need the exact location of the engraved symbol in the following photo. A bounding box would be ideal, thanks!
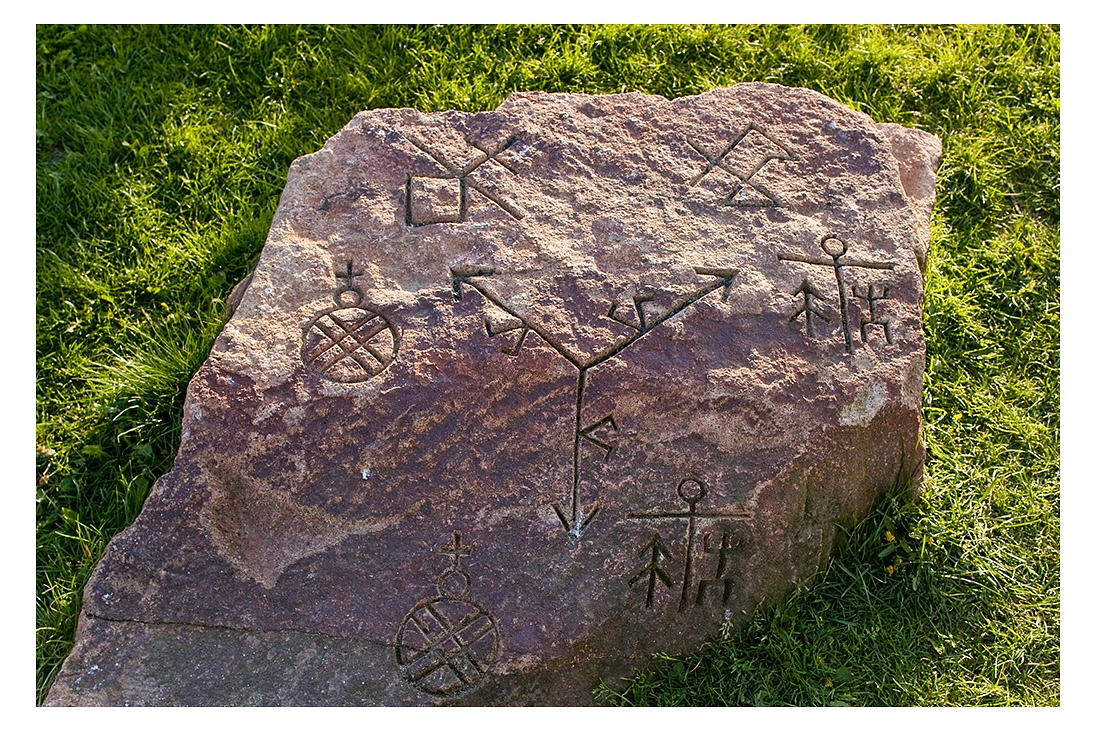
[301,261,399,382]
[686,123,796,207]
[579,414,618,459]
[483,314,531,356]
[789,279,831,338]
[451,266,738,540]
[779,235,895,354]
[405,133,526,225]
[607,295,658,332]
[628,533,674,609]
[627,477,750,612]
[395,532,500,698]
[695,531,746,606]
[853,283,894,344]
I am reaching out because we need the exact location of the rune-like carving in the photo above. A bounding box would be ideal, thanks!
[395,532,500,697]
[686,122,796,206]
[405,133,526,225]
[627,477,751,612]
[779,235,896,354]
[301,261,399,382]
[451,266,738,540]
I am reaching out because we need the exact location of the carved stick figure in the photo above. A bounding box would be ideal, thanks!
[779,235,895,354]
[627,477,750,612]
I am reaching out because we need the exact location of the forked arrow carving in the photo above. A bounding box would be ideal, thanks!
[451,265,737,539]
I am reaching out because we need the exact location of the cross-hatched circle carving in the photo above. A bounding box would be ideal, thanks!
[395,596,500,697]
[301,305,398,382]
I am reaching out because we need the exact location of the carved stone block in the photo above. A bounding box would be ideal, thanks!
[45,84,941,706]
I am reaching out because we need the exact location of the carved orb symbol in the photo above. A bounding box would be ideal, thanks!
[394,596,500,697]
[677,477,707,506]
[820,235,849,258]
[301,299,398,383]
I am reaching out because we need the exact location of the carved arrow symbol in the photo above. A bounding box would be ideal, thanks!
[792,278,827,298]
[692,266,738,302]
[551,502,601,539]
[629,533,674,609]
[450,266,496,301]
[790,278,831,337]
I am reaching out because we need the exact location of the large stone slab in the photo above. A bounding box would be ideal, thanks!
[46,84,940,706]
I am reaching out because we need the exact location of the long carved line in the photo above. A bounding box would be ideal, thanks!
[456,275,583,369]
[572,368,585,526]
[626,509,752,520]
[585,272,735,369]
[463,178,524,220]
[678,509,699,613]
[833,260,854,354]
[778,252,895,271]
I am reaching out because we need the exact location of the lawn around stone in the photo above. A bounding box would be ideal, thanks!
[36,24,1059,706]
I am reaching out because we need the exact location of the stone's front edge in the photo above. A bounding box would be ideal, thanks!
[46,83,940,706]
[44,613,638,706]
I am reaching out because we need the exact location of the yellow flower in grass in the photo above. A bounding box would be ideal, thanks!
[884,530,896,542]
[885,565,896,576]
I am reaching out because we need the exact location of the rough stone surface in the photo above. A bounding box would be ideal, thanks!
[46,84,940,707]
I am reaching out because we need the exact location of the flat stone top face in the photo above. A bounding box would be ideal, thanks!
[226,85,933,392]
[59,84,939,706]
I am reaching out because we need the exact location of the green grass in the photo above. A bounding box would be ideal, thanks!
[36,24,1059,706]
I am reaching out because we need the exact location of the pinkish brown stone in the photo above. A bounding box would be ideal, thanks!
[46,84,939,706]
